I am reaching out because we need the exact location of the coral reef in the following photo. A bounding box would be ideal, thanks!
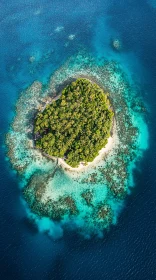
[6,51,148,237]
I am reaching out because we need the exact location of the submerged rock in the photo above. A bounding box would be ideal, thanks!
[29,56,36,63]
[111,38,122,51]
[68,34,76,40]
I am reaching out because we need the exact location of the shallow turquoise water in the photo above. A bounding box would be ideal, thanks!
[1,0,156,279]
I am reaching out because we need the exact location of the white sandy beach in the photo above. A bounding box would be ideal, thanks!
[58,120,118,172]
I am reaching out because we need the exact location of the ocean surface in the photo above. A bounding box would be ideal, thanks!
[0,0,156,279]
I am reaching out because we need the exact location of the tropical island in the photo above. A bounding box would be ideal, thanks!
[5,52,148,237]
[34,78,114,167]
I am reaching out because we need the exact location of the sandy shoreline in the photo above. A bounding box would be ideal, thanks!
[58,120,118,172]
[37,76,118,173]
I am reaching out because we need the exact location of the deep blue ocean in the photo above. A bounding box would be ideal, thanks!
[0,0,156,279]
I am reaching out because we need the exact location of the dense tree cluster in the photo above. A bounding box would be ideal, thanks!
[34,78,113,167]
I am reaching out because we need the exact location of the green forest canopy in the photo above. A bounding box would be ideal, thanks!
[34,78,114,167]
